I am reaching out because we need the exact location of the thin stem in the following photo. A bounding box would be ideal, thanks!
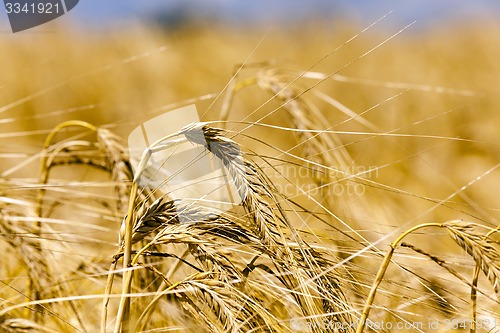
[134,248,190,332]
[34,120,97,320]
[113,182,138,333]
[38,120,98,230]
[469,225,499,333]
[111,127,209,332]
[470,265,480,333]
[355,223,443,333]
[101,260,118,333]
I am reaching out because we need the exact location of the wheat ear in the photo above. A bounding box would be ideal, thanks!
[443,221,500,296]
[181,124,353,331]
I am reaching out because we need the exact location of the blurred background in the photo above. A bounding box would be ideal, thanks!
[1,4,500,327]
[1,0,498,31]
[1,0,500,228]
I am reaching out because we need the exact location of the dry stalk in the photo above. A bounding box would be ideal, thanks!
[0,208,53,301]
[96,128,134,213]
[142,266,286,333]
[33,121,139,332]
[180,124,353,331]
[111,123,353,332]
[356,221,500,333]
[444,221,500,333]
[355,222,441,333]
[443,221,500,296]
[180,124,285,252]
[255,69,361,220]
[469,225,500,333]
[0,316,59,333]
[38,120,98,221]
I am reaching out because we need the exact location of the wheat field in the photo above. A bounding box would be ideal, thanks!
[0,15,499,333]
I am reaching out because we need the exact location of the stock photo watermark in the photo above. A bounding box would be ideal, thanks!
[3,0,79,32]
[127,105,378,220]
[275,163,379,198]
[128,105,244,222]
[290,317,498,332]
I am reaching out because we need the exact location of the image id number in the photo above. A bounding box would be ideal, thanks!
[5,2,61,14]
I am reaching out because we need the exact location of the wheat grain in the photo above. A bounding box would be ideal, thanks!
[0,317,59,333]
[179,124,353,331]
[97,128,134,213]
[0,206,53,301]
[444,221,500,296]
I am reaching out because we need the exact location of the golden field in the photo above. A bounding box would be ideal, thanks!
[0,15,499,332]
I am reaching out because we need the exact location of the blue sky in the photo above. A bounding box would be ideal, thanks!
[1,1,500,33]
[70,0,500,27]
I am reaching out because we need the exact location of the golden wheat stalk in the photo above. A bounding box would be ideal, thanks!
[110,122,353,332]
[443,221,500,295]
[356,221,500,333]
[180,124,353,331]
[0,207,53,301]
[0,317,59,333]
